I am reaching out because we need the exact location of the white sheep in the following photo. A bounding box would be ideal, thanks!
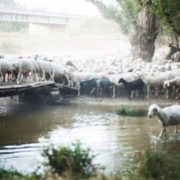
[107,74,122,98]
[163,76,180,88]
[148,104,180,138]
[0,58,13,83]
[52,63,69,84]
[12,58,35,84]
[38,60,54,81]
[163,76,180,99]
[140,71,176,99]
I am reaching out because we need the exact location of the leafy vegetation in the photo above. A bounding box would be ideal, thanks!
[0,22,28,32]
[0,0,29,32]
[87,0,179,61]
[114,105,147,116]
[86,0,140,34]
[0,0,14,4]
[134,150,180,180]
[87,0,179,36]
[0,143,179,180]
[42,141,96,179]
[148,0,180,36]
[0,168,39,180]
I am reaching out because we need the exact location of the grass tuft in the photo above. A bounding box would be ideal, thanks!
[114,105,147,116]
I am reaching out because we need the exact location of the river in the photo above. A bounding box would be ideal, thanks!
[0,97,180,174]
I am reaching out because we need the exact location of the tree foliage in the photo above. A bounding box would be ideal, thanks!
[0,0,14,4]
[148,0,180,36]
[87,0,180,37]
[0,22,28,32]
[86,0,140,34]
[0,0,28,32]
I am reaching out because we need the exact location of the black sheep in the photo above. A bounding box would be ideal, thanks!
[118,78,144,100]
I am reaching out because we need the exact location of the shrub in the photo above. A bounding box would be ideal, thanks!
[114,105,147,117]
[134,150,180,180]
[0,168,39,180]
[42,141,96,178]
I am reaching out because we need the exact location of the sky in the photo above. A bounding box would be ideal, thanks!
[15,0,102,16]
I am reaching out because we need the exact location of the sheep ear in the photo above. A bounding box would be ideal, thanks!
[153,108,158,113]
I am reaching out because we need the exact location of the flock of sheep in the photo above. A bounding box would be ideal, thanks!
[0,55,69,85]
[1,53,180,139]
[1,53,180,100]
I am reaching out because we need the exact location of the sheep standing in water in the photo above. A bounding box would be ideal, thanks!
[148,104,180,138]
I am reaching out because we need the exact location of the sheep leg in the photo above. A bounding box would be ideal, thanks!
[77,84,80,96]
[112,85,116,98]
[165,88,169,99]
[158,127,166,139]
[97,86,99,96]
[155,87,159,96]
[0,72,3,82]
[90,87,96,95]
[3,73,6,83]
[174,125,178,133]
[96,82,100,96]
[131,91,134,99]
[172,85,176,97]
[147,85,150,99]
[42,70,46,81]
[128,91,132,101]
[16,72,21,84]
[139,89,144,99]
[65,74,70,86]
[51,70,55,82]
[100,88,103,96]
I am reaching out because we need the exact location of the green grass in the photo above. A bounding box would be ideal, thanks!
[114,105,147,117]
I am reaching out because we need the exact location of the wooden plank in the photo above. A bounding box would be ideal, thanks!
[0,81,55,90]
[56,83,78,95]
[0,81,55,97]
[0,81,79,98]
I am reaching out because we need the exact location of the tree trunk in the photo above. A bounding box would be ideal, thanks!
[170,31,179,49]
[131,6,157,62]
[165,32,180,60]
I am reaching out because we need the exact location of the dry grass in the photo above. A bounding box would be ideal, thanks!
[0,18,130,57]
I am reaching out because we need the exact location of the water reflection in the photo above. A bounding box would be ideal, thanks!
[0,101,179,174]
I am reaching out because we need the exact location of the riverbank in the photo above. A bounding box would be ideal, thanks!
[70,96,179,107]
[0,145,179,180]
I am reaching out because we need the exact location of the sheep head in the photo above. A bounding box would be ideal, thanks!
[118,78,124,84]
[163,81,170,88]
[148,104,159,119]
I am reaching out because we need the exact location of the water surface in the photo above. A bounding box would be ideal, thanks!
[0,99,179,174]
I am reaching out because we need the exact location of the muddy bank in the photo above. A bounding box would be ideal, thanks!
[69,96,178,107]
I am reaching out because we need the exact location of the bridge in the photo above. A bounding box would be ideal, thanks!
[0,5,88,25]
[0,81,78,104]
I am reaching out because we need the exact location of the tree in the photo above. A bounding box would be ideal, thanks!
[148,0,180,48]
[86,0,139,35]
[0,0,28,32]
[131,1,158,62]
[0,0,15,4]
[87,0,158,62]
[87,1,180,61]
